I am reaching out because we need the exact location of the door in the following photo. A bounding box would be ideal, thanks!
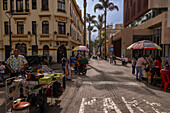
[5,45,11,60]
[57,45,67,63]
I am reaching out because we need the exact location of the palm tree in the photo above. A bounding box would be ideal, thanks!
[94,0,119,60]
[86,14,97,57]
[95,14,104,58]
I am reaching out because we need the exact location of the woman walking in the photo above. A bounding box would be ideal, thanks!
[136,54,147,81]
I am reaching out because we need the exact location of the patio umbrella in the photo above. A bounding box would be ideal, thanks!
[72,46,89,52]
[127,40,162,50]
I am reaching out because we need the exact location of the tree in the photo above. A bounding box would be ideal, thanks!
[94,0,119,60]
[86,14,97,57]
[94,14,104,58]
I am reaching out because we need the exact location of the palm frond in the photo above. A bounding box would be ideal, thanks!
[108,3,119,11]
[94,4,104,12]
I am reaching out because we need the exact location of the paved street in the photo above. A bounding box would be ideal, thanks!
[0,59,170,113]
[57,59,170,113]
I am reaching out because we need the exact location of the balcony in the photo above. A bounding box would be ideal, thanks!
[54,34,69,42]
[11,34,31,42]
[9,9,30,15]
[39,34,52,41]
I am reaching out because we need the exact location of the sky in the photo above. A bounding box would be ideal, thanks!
[76,0,123,41]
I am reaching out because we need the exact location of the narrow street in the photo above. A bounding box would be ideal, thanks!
[57,59,170,113]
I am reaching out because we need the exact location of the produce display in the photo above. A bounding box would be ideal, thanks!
[26,70,64,85]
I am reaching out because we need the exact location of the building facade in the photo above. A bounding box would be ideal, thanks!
[0,0,84,62]
[110,0,170,63]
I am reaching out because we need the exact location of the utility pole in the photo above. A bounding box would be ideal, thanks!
[5,11,13,52]
[84,0,87,57]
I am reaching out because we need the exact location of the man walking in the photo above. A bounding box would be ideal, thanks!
[5,49,28,79]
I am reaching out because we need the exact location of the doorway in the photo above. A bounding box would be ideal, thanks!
[5,45,11,60]
[57,45,67,63]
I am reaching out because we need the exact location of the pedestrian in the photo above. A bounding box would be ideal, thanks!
[70,55,76,67]
[150,55,162,85]
[113,55,116,65]
[165,56,169,66]
[135,54,139,60]
[136,54,147,81]
[5,49,28,83]
[124,56,128,66]
[61,55,67,89]
[49,55,52,65]
[121,55,125,65]
[61,55,66,74]
[131,57,136,74]
[0,62,6,82]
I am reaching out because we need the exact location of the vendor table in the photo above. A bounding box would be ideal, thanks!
[5,74,64,113]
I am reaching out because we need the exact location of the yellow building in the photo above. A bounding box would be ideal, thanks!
[0,0,84,62]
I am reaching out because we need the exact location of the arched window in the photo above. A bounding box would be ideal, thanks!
[43,45,49,56]
[42,21,49,34]
[58,0,65,12]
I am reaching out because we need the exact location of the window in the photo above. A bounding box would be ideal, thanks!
[4,22,8,34]
[58,0,65,12]
[70,4,72,16]
[10,0,14,12]
[16,0,23,12]
[17,21,24,34]
[3,0,8,10]
[32,21,36,35]
[32,0,37,9]
[32,45,38,55]
[43,45,49,56]
[42,21,49,34]
[58,22,65,34]
[42,0,48,11]
[25,0,29,12]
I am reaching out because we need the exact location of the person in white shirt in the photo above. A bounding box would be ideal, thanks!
[0,62,6,82]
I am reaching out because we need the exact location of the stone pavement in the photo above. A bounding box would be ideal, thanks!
[57,59,170,113]
[1,60,170,113]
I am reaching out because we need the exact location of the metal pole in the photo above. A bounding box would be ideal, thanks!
[9,18,12,52]
[5,12,13,53]
[35,24,38,54]
[84,0,86,57]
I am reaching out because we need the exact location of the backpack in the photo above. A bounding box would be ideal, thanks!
[53,81,63,97]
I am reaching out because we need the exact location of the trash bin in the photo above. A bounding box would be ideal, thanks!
[13,102,30,113]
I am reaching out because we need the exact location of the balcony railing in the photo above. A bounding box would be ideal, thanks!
[9,9,30,14]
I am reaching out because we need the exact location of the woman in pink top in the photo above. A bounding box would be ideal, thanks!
[136,54,147,81]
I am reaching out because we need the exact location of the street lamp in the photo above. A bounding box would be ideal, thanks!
[5,11,13,52]
[34,23,38,55]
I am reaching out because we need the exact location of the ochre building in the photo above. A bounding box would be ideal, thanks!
[0,0,84,62]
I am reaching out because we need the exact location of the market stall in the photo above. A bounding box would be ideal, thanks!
[127,40,162,81]
[5,65,64,113]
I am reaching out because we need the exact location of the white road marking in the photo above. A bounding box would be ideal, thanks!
[143,100,161,113]
[127,97,144,113]
[83,81,138,86]
[103,98,122,113]
[79,98,85,113]
[122,97,134,113]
